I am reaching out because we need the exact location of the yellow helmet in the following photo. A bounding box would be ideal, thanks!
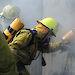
[37,17,58,35]
[0,5,20,19]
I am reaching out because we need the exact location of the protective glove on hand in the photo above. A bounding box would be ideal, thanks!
[59,40,70,52]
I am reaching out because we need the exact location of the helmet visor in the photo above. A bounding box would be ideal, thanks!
[37,20,56,37]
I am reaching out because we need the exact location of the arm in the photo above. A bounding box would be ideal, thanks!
[40,42,61,53]
[49,40,69,53]
[49,42,61,52]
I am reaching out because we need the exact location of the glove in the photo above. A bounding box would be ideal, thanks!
[59,40,70,52]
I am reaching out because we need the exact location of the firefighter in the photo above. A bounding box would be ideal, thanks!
[0,31,19,75]
[0,4,20,19]
[8,17,66,75]
[0,4,20,31]
[0,5,21,75]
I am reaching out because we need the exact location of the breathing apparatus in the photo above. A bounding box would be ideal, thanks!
[3,18,24,43]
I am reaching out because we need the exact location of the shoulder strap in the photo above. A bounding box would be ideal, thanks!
[24,28,37,46]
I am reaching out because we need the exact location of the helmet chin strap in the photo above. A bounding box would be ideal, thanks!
[41,29,56,43]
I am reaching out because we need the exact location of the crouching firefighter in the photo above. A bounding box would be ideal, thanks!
[8,17,66,75]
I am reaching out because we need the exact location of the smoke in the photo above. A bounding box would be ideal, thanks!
[0,0,75,75]
[43,0,75,75]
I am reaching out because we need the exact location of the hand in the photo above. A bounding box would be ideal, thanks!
[60,41,70,52]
